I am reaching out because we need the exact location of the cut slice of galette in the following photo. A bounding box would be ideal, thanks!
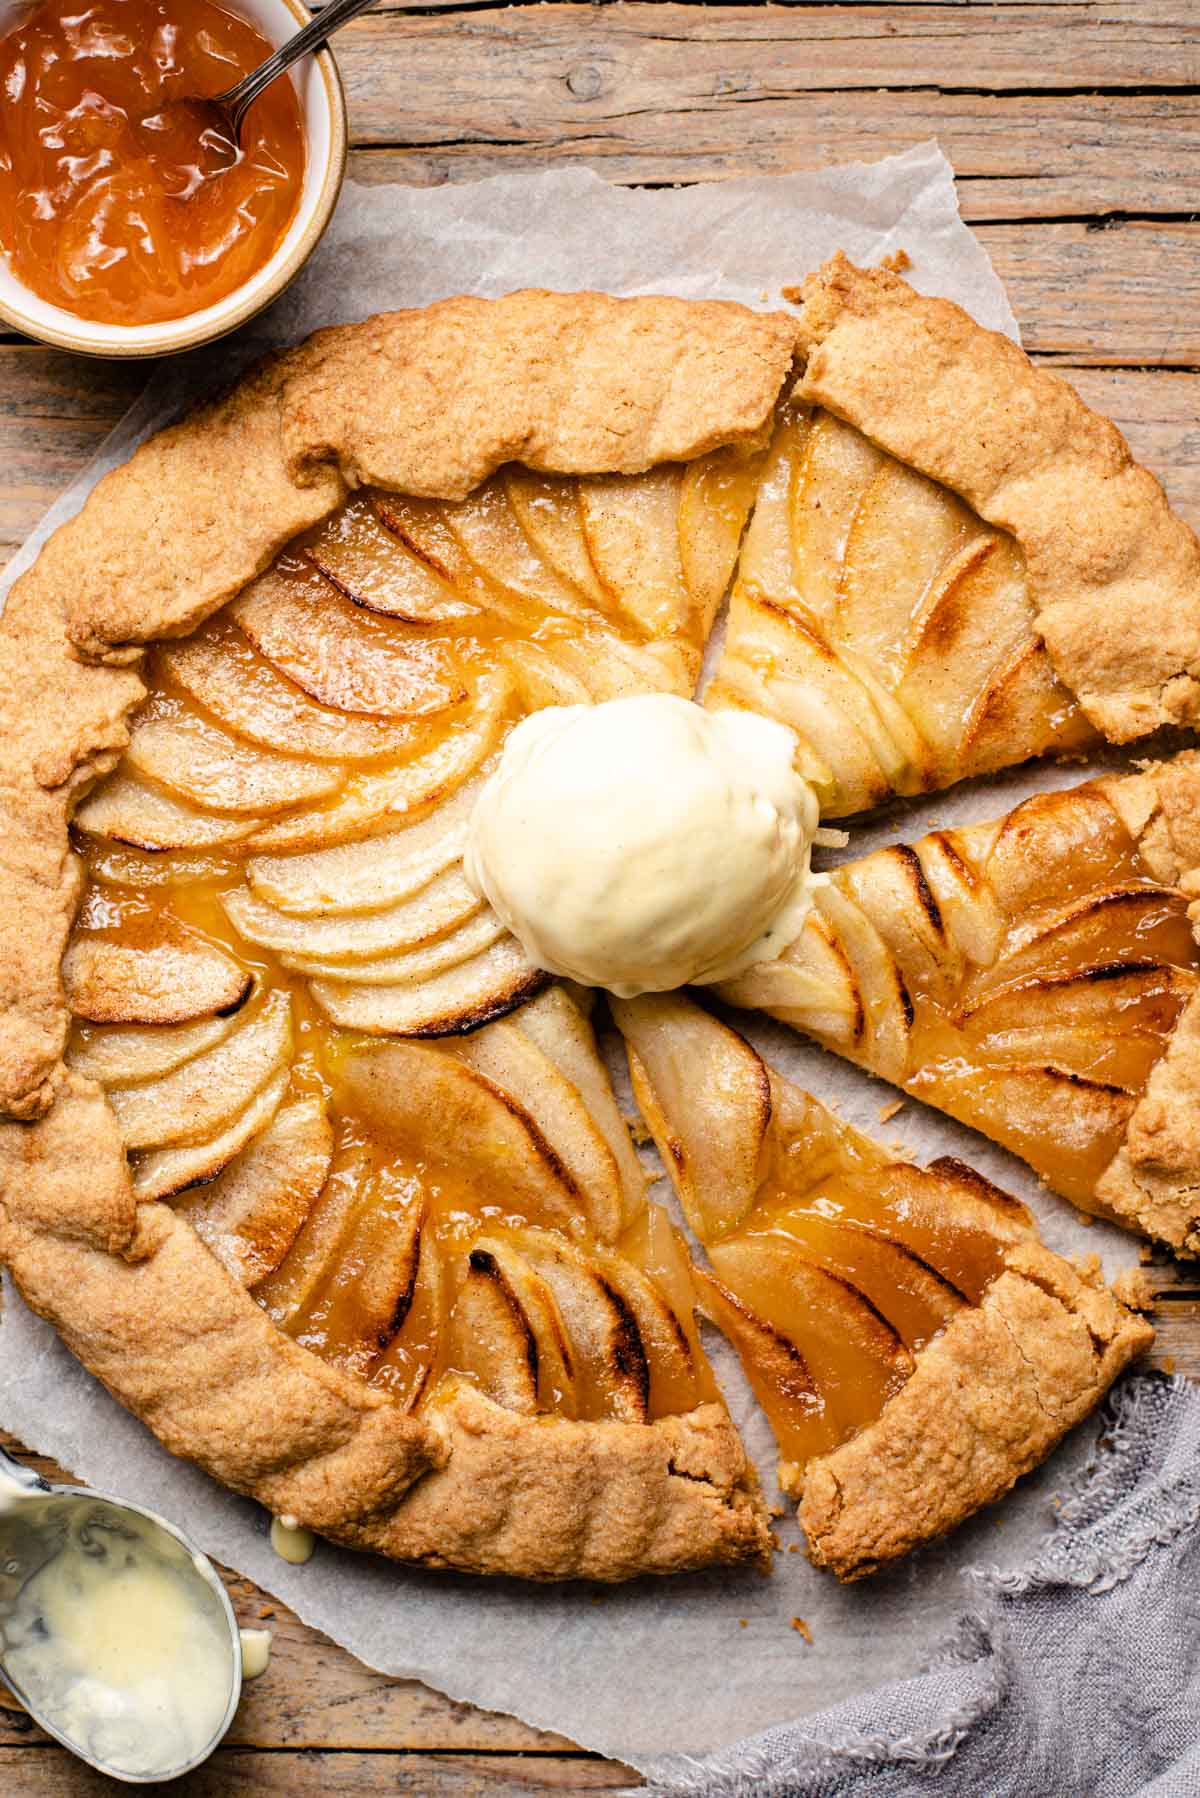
[614,991,1152,1581]
[718,752,1200,1253]
[0,291,798,1580]
[706,254,1200,816]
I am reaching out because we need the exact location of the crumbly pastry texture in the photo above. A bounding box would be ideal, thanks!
[0,269,1177,1582]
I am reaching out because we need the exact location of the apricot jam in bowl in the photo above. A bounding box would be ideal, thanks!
[0,0,346,356]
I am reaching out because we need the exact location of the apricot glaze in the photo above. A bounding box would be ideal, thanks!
[0,0,305,326]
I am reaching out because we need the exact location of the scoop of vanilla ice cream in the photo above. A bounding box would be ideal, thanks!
[463,693,821,997]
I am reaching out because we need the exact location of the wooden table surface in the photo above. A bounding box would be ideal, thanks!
[2,1,1198,1790]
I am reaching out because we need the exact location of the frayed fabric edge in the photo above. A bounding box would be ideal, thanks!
[627,1372,1197,1796]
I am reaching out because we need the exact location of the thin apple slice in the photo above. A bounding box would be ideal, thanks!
[74,772,261,850]
[289,1177,427,1377]
[338,1041,583,1234]
[619,1202,717,1400]
[231,561,466,718]
[812,885,912,1084]
[579,467,690,639]
[443,477,596,622]
[452,1016,624,1244]
[125,711,343,816]
[708,1235,913,1439]
[677,443,763,626]
[787,407,883,623]
[178,1098,333,1287]
[588,1241,704,1419]
[498,639,593,709]
[106,991,292,1153]
[696,1269,838,1488]
[613,992,770,1243]
[223,865,481,962]
[245,670,511,854]
[159,621,427,764]
[311,936,542,1036]
[967,1023,1167,1090]
[544,633,658,703]
[281,909,506,986]
[246,771,484,917]
[911,1060,1137,1210]
[515,987,647,1231]
[458,1235,579,1417]
[368,1225,443,1411]
[756,1212,963,1352]
[956,961,1189,1041]
[996,888,1195,984]
[130,1066,288,1201]
[502,468,608,607]
[304,494,477,622]
[254,1148,373,1327]
[511,1228,650,1423]
[862,1160,1029,1302]
[68,1010,242,1086]
[63,934,252,1026]
[913,828,1005,969]
[717,910,863,1045]
[448,1246,540,1414]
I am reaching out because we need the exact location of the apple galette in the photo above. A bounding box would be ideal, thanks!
[0,269,1186,1582]
[615,992,1152,1580]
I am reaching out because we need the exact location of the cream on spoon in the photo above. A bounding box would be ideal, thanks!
[0,1447,242,1784]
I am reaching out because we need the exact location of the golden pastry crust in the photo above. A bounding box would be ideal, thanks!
[0,291,795,1580]
[800,1242,1152,1581]
[795,253,1200,744]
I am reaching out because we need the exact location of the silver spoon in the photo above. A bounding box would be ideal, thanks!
[0,1447,242,1785]
[137,0,379,189]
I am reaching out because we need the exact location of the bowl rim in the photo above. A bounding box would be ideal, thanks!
[0,0,348,359]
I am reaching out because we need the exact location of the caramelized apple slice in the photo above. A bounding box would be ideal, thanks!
[454,1236,579,1417]
[179,1097,333,1287]
[502,469,608,608]
[677,443,764,625]
[305,495,477,622]
[232,563,466,719]
[289,1173,427,1377]
[754,1211,962,1351]
[993,888,1195,985]
[499,639,593,710]
[696,1269,839,1486]
[588,1240,704,1419]
[618,1202,715,1402]
[160,621,426,764]
[74,772,261,851]
[282,910,506,986]
[708,1236,913,1439]
[62,934,252,1026]
[254,1148,373,1327]
[516,987,647,1231]
[246,772,484,916]
[369,1226,442,1411]
[244,670,511,854]
[339,1042,585,1235]
[222,866,482,963]
[106,991,292,1152]
[510,1228,650,1423]
[125,711,342,816]
[452,1017,624,1244]
[68,1010,241,1085]
[579,468,690,639]
[443,478,597,622]
[612,992,769,1242]
[131,1066,289,1201]
[310,937,541,1037]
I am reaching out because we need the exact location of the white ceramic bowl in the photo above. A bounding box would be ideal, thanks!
[0,0,347,358]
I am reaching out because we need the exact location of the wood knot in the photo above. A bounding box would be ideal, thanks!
[566,63,603,100]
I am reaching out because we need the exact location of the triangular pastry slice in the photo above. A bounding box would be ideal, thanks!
[718,751,1200,1252]
[707,255,1200,816]
[614,992,1152,1581]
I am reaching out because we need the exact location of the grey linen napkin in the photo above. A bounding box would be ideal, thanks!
[632,1374,1200,1798]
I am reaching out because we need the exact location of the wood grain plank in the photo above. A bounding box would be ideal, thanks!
[0,1748,637,1794]
[344,91,1200,223]
[337,4,1198,118]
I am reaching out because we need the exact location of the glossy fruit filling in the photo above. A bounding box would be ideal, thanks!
[0,0,305,325]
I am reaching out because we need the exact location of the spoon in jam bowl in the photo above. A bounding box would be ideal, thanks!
[0,1447,242,1783]
[138,0,379,191]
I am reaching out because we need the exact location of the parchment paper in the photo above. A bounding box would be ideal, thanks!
[0,144,1148,1777]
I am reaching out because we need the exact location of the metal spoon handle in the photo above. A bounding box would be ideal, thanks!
[219,0,378,138]
[0,1446,50,1497]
